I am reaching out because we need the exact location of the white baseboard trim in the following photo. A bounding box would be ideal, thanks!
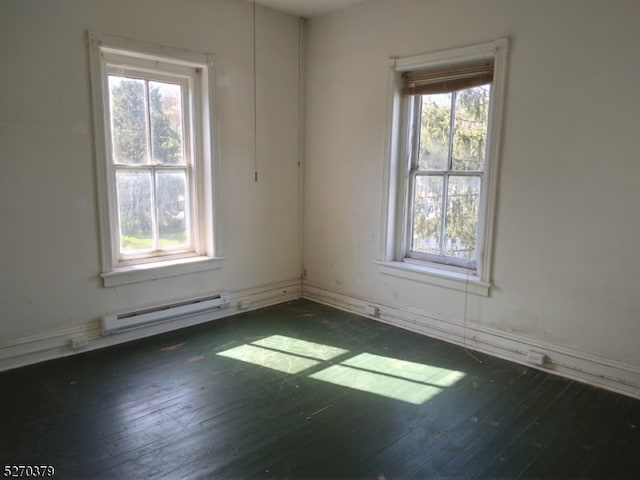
[6,277,639,400]
[302,280,640,400]
[0,279,302,373]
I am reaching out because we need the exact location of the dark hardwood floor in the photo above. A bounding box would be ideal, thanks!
[1,299,639,479]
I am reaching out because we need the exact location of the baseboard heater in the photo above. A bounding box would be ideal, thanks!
[102,292,231,336]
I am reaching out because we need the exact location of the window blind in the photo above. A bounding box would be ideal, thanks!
[402,59,494,95]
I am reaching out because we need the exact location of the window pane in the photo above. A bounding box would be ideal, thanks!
[411,175,444,255]
[419,93,451,170]
[156,170,188,248]
[452,85,490,171]
[444,176,481,261]
[116,170,153,253]
[109,76,149,165]
[150,82,184,165]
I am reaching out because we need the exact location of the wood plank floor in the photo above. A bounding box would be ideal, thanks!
[1,299,639,479]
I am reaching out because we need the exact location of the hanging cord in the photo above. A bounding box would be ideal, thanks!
[296,17,305,280]
[252,0,258,182]
[463,254,484,364]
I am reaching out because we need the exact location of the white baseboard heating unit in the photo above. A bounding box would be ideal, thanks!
[102,292,231,336]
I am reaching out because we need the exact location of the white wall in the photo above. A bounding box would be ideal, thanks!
[0,0,301,353]
[303,0,640,387]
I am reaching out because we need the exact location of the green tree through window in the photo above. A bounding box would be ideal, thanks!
[108,75,188,254]
[411,84,489,266]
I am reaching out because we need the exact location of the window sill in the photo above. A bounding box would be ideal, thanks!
[101,255,225,287]
[376,260,491,296]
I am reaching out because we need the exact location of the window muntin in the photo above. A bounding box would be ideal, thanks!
[406,84,491,269]
[105,67,195,262]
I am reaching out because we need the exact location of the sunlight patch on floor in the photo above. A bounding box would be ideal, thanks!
[217,335,465,404]
[311,353,466,404]
[342,352,466,387]
[252,335,349,361]
[310,364,434,405]
[217,344,321,374]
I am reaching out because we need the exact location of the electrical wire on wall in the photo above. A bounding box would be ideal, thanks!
[463,255,483,365]
[296,17,306,280]
[252,0,258,182]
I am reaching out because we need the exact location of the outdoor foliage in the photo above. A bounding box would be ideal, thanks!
[412,84,490,263]
[108,75,187,253]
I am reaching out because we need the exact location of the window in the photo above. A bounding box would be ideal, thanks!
[379,40,508,295]
[89,33,223,286]
[404,62,492,270]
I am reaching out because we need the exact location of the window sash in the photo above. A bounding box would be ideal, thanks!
[114,164,193,261]
[406,171,482,269]
[405,89,488,270]
[104,62,199,264]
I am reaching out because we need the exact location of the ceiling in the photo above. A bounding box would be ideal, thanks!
[254,0,367,18]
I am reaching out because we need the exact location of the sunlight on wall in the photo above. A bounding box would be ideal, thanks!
[217,335,465,404]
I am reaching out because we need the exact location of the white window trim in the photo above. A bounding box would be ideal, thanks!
[88,32,224,287]
[378,39,508,297]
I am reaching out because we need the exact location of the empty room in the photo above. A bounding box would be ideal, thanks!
[1,0,639,478]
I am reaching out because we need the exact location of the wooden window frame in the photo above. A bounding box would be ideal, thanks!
[89,32,224,286]
[378,39,509,296]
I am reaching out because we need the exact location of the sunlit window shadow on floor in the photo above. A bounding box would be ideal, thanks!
[217,343,321,374]
[217,335,465,405]
[217,335,349,374]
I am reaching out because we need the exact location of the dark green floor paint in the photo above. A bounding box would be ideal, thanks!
[1,299,639,479]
